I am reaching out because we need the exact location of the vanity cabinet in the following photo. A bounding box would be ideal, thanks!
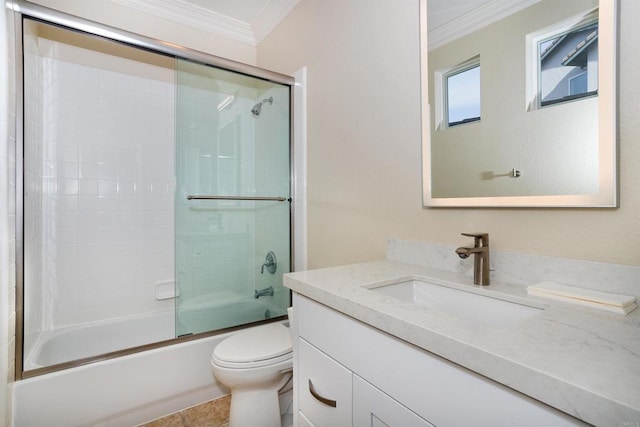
[298,336,431,427]
[292,293,586,427]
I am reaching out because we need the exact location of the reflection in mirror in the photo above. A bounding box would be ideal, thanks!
[539,19,598,107]
[446,61,481,126]
[421,0,617,207]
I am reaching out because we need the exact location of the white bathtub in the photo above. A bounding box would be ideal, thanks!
[14,299,288,427]
[24,297,284,371]
[24,312,174,370]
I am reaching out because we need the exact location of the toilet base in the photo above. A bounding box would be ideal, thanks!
[228,372,293,427]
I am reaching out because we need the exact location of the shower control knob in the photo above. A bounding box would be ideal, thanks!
[261,251,277,275]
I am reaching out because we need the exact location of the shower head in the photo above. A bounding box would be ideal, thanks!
[251,96,273,116]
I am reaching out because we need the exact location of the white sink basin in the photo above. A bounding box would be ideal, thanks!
[367,278,543,328]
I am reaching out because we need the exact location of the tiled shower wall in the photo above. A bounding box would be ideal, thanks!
[23,39,176,339]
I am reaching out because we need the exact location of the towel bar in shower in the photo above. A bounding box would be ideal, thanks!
[187,195,290,202]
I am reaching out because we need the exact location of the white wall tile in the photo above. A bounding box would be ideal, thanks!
[22,50,176,335]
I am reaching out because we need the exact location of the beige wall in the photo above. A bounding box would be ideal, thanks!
[258,0,640,269]
[27,0,257,64]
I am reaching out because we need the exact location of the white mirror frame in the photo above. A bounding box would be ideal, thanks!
[420,0,618,208]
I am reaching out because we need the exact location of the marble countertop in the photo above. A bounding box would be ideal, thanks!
[284,260,640,427]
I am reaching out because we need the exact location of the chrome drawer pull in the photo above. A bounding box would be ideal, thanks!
[308,379,337,408]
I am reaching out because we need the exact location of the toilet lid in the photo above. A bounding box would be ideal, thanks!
[213,322,292,365]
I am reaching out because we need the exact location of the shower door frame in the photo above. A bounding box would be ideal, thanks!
[12,0,296,380]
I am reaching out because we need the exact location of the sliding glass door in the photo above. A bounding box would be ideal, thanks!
[174,59,291,336]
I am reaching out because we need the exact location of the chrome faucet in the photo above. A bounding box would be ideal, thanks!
[254,286,274,299]
[455,233,490,286]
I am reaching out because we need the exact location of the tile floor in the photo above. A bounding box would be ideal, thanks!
[139,394,231,427]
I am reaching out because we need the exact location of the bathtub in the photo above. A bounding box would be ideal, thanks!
[24,311,174,370]
[14,298,288,427]
[24,297,284,370]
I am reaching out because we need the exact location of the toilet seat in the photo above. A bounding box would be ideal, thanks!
[212,322,292,369]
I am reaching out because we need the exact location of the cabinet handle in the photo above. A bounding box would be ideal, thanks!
[308,379,337,408]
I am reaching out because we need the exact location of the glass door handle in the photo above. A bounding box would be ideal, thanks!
[187,195,289,202]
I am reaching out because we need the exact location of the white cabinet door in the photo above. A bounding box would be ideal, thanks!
[298,411,316,427]
[353,375,434,427]
[298,338,352,426]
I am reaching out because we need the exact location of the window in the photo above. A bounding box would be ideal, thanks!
[434,56,481,129]
[537,19,598,107]
[446,64,481,126]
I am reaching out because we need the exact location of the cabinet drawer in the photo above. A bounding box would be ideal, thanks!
[298,338,352,426]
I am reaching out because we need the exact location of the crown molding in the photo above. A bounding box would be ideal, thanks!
[108,0,298,46]
[253,0,300,44]
[108,0,254,44]
[428,0,542,51]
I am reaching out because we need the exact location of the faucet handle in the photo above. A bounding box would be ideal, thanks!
[461,232,488,238]
[461,232,489,246]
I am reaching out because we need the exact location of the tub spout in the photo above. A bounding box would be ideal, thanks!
[254,286,274,299]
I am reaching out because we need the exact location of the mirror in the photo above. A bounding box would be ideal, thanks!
[420,0,618,207]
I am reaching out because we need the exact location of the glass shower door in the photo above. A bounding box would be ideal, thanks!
[175,59,291,336]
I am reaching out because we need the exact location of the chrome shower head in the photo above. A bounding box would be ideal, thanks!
[251,96,273,116]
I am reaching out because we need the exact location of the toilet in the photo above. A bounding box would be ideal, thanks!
[211,322,293,427]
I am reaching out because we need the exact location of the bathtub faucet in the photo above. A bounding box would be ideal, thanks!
[254,286,274,299]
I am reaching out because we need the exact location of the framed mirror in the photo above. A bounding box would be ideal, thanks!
[420,0,618,207]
